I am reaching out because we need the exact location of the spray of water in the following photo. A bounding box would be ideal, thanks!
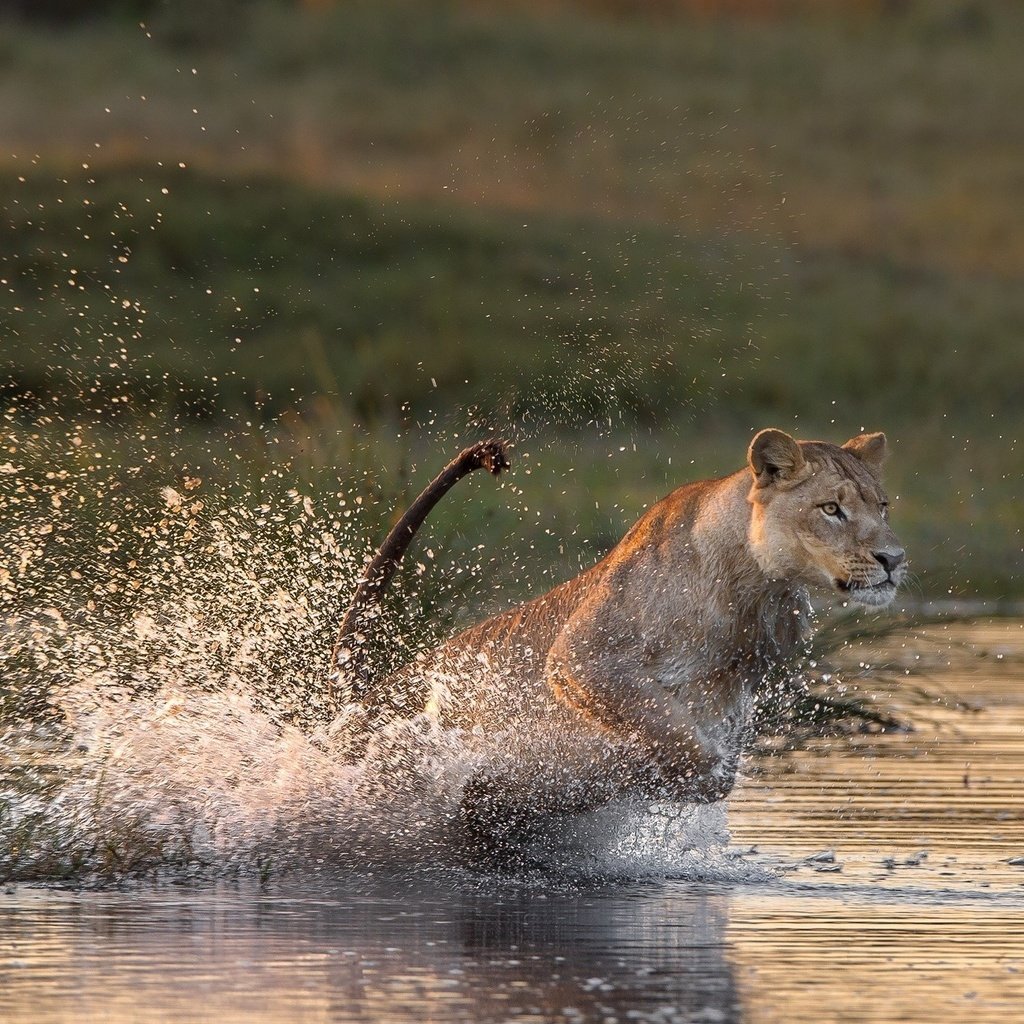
[0,416,744,884]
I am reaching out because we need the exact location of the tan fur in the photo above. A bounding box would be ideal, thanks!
[370,430,906,806]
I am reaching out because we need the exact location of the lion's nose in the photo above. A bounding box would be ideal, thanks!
[873,548,906,574]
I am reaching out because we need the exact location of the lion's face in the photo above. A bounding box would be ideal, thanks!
[746,429,907,608]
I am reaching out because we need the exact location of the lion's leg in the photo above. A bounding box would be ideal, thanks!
[456,751,624,866]
[546,656,739,804]
[457,770,548,867]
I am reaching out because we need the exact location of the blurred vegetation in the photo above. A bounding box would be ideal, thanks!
[1,0,1022,604]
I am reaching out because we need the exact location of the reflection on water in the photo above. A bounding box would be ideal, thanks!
[3,874,1023,1024]
[0,881,740,1024]
[2,621,1024,1023]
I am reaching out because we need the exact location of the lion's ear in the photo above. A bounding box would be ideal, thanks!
[748,428,805,487]
[842,432,887,473]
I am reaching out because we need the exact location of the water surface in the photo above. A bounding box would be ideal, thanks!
[2,620,1023,1023]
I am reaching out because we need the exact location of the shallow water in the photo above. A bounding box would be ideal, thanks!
[2,620,1023,1023]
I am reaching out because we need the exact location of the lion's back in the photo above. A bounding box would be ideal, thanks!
[380,571,596,726]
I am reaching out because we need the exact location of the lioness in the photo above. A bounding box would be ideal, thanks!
[336,429,905,839]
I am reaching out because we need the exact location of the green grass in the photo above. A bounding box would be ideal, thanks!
[0,166,745,423]
[3,163,1023,424]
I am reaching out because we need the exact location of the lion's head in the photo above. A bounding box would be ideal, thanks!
[745,428,907,608]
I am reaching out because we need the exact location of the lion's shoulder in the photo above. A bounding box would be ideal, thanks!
[609,472,742,567]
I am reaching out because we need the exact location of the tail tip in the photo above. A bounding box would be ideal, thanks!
[472,437,511,476]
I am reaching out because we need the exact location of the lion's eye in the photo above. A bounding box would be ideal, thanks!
[880,502,889,520]
[820,501,843,519]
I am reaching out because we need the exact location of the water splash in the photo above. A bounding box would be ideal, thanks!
[4,674,741,883]
[18,689,744,877]
[0,426,742,884]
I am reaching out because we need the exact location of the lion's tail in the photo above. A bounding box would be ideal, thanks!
[328,437,511,709]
